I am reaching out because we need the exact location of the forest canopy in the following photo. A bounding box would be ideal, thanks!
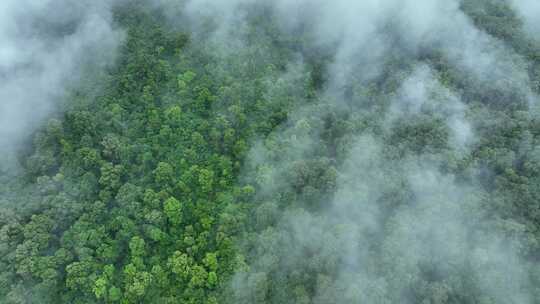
[1,0,540,303]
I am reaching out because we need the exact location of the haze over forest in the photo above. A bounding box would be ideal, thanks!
[1,1,540,303]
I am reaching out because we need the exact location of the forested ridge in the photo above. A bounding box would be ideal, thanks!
[1,1,540,303]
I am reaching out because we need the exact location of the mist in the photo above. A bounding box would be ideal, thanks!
[0,0,124,172]
[511,0,540,41]
[0,1,538,303]
[175,0,540,302]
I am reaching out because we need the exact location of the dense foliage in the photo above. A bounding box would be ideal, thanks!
[1,1,540,303]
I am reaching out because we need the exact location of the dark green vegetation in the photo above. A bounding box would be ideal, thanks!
[1,1,540,303]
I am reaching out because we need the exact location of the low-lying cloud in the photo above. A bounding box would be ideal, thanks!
[511,0,540,41]
[174,0,540,302]
[0,0,124,171]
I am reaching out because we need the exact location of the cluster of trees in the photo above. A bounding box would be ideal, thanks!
[1,1,540,303]
[0,2,298,302]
